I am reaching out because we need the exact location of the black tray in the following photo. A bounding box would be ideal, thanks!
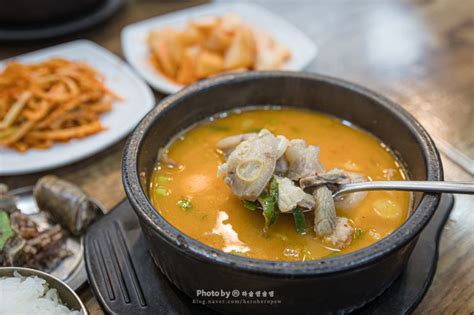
[84,194,454,314]
[0,0,123,41]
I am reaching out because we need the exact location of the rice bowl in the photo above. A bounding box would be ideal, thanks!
[0,267,86,315]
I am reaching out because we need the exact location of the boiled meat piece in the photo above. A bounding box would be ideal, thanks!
[285,139,324,181]
[300,168,349,189]
[323,217,354,248]
[274,135,290,176]
[274,176,314,212]
[298,192,316,210]
[276,135,289,158]
[301,168,368,211]
[275,157,289,176]
[313,186,337,236]
[216,133,257,156]
[217,129,279,201]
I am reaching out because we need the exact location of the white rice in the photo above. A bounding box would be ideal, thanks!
[0,271,82,315]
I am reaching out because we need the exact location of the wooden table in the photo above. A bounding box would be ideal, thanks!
[1,0,473,313]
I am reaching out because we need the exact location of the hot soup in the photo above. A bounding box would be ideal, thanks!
[149,108,411,261]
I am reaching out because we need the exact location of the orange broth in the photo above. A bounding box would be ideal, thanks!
[149,108,410,261]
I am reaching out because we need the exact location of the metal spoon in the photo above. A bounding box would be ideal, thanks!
[333,180,474,198]
[298,181,474,214]
[242,181,474,214]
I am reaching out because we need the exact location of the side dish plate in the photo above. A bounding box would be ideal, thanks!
[0,40,155,175]
[10,186,105,290]
[121,3,317,94]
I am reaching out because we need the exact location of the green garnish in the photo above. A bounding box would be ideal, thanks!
[155,186,169,197]
[354,228,363,239]
[243,200,258,211]
[157,175,171,185]
[292,208,306,234]
[177,198,193,211]
[258,177,279,228]
[0,211,14,250]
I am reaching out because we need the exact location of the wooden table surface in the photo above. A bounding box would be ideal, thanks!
[1,0,473,314]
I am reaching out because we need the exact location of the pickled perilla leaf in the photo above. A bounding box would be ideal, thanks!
[0,211,14,250]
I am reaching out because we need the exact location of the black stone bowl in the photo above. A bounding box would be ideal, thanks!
[122,72,442,314]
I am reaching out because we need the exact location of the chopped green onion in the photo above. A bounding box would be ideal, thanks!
[155,186,169,197]
[292,208,306,234]
[177,198,192,211]
[258,177,279,228]
[0,211,14,250]
[157,175,171,185]
[354,228,363,239]
[243,200,258,211]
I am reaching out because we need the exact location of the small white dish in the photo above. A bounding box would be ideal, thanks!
[121,2,317,94]
[0,40,155,175]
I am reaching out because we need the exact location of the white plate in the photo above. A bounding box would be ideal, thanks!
[0,40,155,175]
[121,2,317,94]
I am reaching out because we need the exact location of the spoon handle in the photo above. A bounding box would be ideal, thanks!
[334,181,474,197]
